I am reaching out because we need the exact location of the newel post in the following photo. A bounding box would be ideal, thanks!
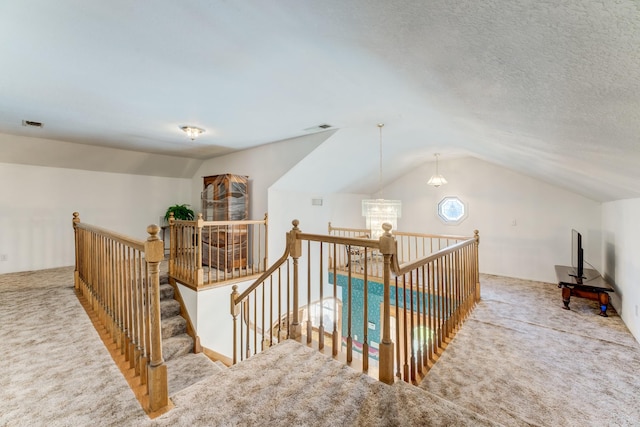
[289,219,302,340]
[145,224,168,412]
[474,229,481,302]
[230,285,240,365]
[72,212,81,291]
[379,222,396,385]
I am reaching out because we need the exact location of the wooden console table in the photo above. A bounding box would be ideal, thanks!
[555,265,614,317]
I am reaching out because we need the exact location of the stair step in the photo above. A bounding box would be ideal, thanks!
[159,283,174,300]
[165,352,223,395]
[162,315,187,339]
[161,298,181,318]
[162,334,193,361]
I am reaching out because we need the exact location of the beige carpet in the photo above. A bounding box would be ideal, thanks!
[1,266,639,426]
[420,274,640,426]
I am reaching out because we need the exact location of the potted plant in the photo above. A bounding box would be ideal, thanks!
[164,204,195,222]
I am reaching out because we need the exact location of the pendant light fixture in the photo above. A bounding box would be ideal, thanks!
[361,124,402,239]
[427,153,447,187]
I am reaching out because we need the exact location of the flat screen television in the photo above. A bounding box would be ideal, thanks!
[571,229,584,281]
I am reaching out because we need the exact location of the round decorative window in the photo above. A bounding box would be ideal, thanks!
[437,196,468,225]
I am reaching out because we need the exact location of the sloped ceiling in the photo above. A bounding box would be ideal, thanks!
[1,1,639,201]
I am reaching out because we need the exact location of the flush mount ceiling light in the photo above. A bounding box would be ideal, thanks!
[180,126,205,140]
[427,153,448,187]
[361,123,402,239]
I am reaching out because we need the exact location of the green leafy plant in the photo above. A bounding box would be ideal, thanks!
[164,204,195,221]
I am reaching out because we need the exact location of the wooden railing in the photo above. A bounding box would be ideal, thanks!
[230,220,480,385]
[72,212,168,414]
[328,223,470,276]
[168,213,268,290]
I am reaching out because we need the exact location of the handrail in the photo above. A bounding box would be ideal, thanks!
[235,241,291,303]
[391,234,477,276]
[74,222,145,251]
[229,219,481,386]
[72,212,168,414]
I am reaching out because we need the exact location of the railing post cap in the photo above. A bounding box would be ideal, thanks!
[147,224,160,241]
[72,212,80,223]
[292,219,300,229]
[382,222,393,235]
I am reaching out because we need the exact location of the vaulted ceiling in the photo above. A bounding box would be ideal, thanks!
[1,1,639,202]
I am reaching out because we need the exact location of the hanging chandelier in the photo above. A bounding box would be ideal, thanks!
[427,153,447,187]
[361,124,402,239]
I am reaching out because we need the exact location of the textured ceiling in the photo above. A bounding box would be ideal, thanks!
[1,1,639,201]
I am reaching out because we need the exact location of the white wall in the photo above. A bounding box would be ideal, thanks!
[0,133,202,178]
[269,156,602,284]
[189,131,334,220]
[387,157,602,283]
[0,162,191,274]
[267,190,367,262]
[602,199,640,342]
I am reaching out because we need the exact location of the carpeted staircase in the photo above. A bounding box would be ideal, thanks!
[159,275,194,361]
[159,270,223,396]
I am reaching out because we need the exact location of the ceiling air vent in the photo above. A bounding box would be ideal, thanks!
[304,123,332,132]
[22,120,44,128]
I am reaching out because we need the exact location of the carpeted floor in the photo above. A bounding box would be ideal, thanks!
[1,267,639,426]
[420,275,640,426]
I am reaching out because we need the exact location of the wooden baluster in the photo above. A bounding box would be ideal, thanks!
[126,246,135,368]
[137,252,148,385]
[307,240,312,344]
[124,246,135,369]
[332,244,338,356]
[402,275,409,382]
[269,276,273,347]
[240,300,249,361]
[278,268,283,342]
[286,258,291,340]
[144,262,151,384]
[253,291,257,356]
[443,254,450,340]
[117,242,126,355]
[145,224,168,412]
[394,276,401,380]
[421,265,428,371]
[436,258,443,353]
[362,248,368,372]
[415,268,423,377]
[448,252,453,335]
[427,262,433,363]
[261,282,266,351]
[347,245,353,364]
[474,230,480,302]
[318,243,325,351]
[195,215,204,287]
[73,213,81,290]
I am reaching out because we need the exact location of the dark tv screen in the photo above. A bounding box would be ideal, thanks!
[571,229,584,279]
